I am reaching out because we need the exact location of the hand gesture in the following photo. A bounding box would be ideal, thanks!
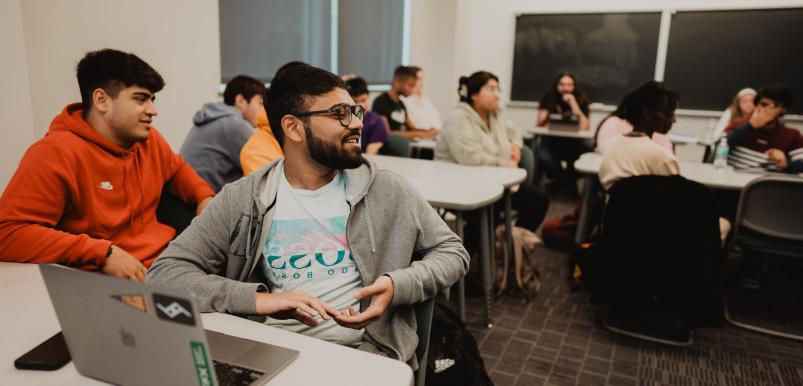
[765,148,788,169]
[562,93,583,115]
[334,275,394,329]
[255,291,340,327]
[102,245,147,282]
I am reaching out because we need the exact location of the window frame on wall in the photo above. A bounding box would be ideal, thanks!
[219,0,410,91]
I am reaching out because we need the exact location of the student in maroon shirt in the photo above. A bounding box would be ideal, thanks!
[727,84,803,173]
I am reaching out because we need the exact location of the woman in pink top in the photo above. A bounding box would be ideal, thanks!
[594,86,674,154]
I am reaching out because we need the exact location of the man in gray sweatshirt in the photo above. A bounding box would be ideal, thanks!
[147,62,469,369]
[180,75,265,192]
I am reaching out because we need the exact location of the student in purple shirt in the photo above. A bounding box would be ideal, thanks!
[345,77,390,154]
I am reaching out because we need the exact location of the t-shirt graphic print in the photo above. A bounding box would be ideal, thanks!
[262,167,364,346]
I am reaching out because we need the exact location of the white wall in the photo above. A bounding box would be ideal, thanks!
[421,0,803,138]
[0,0,36,191]
[20,0,221,150]
[409,0,458,119]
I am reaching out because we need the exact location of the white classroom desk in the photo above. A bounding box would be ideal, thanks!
[522,126,596,140]
[574,152,760,190]
[366,155,525,327]
[0,263,413,386]
[572,152,763,246]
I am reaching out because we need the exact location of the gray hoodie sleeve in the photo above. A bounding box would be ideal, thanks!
[146,183,266,314]
[384,180,470,307]
[442,114,508,167]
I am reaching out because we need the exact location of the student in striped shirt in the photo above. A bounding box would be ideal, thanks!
[726,84,803,174]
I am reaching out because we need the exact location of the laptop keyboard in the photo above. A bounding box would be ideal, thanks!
[213,359,266,386]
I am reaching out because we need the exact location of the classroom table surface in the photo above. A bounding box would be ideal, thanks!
[367,154,526,189]
[0,262,413,386]
[522,126,596,140]
[574,151,762,190]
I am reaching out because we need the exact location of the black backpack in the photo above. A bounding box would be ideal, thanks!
[425,301,494,386]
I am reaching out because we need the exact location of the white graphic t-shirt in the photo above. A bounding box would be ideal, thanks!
[261,165,364,346]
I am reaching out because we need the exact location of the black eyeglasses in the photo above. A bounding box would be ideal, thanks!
[292,103,365,127]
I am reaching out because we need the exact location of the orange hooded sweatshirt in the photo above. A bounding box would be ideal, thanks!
[0,103,215,269]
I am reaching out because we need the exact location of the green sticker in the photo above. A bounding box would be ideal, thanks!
[190,341,215,386]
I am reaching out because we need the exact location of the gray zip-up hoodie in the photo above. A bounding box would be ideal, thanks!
[147,157,469,367]
[180,102,254,192]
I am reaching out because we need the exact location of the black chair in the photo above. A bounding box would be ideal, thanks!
[590,175,724,346]
[156,188,197,236]
[381,134,412,158]
[414,297,435,386]
[725,176,803,341]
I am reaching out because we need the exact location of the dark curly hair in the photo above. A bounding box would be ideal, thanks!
[76,48,165,111]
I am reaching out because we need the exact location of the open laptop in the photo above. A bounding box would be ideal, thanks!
[39,264,298,386]
[548,112,581,132]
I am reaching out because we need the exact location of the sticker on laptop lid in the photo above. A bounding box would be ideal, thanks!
[153,293,196,326]
[190,341,215,386]
[110,294,148,313]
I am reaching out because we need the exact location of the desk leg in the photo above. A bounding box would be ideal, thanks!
[532,135,542,186]
[456,211,466,322]
[574,175,598,246]
[480,206,494,328]
[504,188,513,275]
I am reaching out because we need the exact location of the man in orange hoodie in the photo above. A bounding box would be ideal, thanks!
[0,48,215,282]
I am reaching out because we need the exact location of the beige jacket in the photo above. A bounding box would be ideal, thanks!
[435,102,523,166]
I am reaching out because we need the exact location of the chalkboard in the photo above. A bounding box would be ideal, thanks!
[664,8,803,115]
[511,12,661,105]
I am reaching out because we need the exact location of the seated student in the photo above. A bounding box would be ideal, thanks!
[727,84,803,173]
[536,72,592,194]
[400,66,442,131]
[0,49,214,281]
[345,77,390,154]
[595,87,673,154]
[715,87,756,136]
[371,65,438,140]
[599,81,680,191]
[181,75,264,192]
[241,109,284,175]
[436,71,550,234]
[147,62,468,366]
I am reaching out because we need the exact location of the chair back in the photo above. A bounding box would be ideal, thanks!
[414,297,435,386]
[733,176,803,242]
[156,189,197,236]
[519,145,535,186]
[381,133,412,158]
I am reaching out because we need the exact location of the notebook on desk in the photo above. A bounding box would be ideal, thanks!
[39,264,298,386]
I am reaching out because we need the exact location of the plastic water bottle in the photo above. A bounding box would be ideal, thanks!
[706,118,717,144]
[714,135,729,169]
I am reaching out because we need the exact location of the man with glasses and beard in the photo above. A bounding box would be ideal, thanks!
[147,62,469,368]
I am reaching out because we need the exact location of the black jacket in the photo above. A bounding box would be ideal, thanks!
[593,175,723,327]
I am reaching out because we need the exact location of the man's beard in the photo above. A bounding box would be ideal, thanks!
[305,123,364,170]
